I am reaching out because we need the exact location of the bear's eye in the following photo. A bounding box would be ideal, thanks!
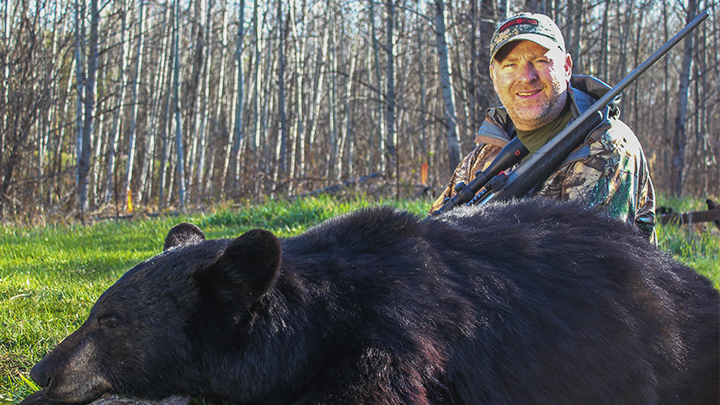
[98,315,121,329]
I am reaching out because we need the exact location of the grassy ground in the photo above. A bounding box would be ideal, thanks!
[1,195,718,401]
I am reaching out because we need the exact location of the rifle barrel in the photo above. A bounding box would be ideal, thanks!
[585,10,708,122]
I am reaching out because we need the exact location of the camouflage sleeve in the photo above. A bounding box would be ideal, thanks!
[428,144,503,214]
[537,120,656,242]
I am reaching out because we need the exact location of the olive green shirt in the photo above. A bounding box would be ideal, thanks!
[516,101,573,156]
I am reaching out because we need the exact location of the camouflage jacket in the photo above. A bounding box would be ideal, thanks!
[430,75,657,242]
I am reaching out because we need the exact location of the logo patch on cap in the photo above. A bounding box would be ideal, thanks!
[499,17,539,33]
[489,13,566,62]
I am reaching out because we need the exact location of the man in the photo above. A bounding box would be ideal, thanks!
[429,12,656,241]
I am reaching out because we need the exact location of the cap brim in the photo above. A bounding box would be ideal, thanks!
[491,33,563,62]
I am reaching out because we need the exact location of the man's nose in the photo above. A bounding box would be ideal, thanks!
[519,63,539,82]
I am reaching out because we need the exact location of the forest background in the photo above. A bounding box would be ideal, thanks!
[1,0,718,221]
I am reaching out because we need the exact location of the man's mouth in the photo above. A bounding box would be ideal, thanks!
[517,89,542,97]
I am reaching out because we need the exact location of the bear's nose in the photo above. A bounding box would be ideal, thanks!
[30,360,52,389]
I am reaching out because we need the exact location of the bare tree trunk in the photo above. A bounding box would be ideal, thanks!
[671,0,697,197]
[661,0,670,181]
[172,0,186,210]
[74,0,86,208]
[613,0,634,83]
[369,0,385,174]
[289,0,305,184]
[497,0,508,21]
[53,45,76,209]
[1,0,7,102]
[260,43,274,184]
[185,0,206,198]
[138,58,163,204]
[385,0,396,179]
[194,0,213,200]
[42,14,64,210]
[104,0,129,203]
[277,0,288,186]
[525,0,540,13]
[434,0,461,173]
[248,0,262,193]
[207,3,228,198]
[570,0,582,72]
[630,4,646,129]
[76,0,98,216]
[159,2,176,209]
[696,18,713,195]
[252,0,262,155]
[599,1,610,83]
[124,0,145,210]
[139,2,173,204]
[219,1,237,197]
[304,19,328,176]
[327,1,339,182]
[468,0,479,135]
[1,0,9,203]
[90,47,105,206]
[478,0,494,103]
[542,0,553,18]
[417,7,428,165]
[340,32,359,180]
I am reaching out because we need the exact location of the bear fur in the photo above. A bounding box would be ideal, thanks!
[29,199,719,404]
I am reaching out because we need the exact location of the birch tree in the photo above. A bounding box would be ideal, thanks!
[0,0,719,218]
[434,0,461,172]
[104,0,129,203]
[1,0,9,179]
[671,0,697,197]
[247,0,263,192]
[289,0,305,182]
[369,0,386,173]
[385,0,397,179]
[194,0,213,198]
[221,0,241,195]
[172,0,186,210]
[277,0,289,184]
[76,0,99,216]
[124,0,146,210]
[327,1,339,181]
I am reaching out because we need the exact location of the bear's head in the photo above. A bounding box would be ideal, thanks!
[30,223,282,402]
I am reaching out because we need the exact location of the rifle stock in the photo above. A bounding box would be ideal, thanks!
[430,137,529,216]
[490,109,603,201]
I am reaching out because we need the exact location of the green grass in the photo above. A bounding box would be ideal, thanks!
[655,195,720,289]
[0,217,187,401]
[1,194,717,401]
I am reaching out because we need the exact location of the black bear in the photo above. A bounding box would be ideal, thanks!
[28,199,719,404]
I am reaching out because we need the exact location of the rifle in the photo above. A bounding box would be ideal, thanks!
[432,10,709,215]
[657,199,720,230]
[430,137,529,216]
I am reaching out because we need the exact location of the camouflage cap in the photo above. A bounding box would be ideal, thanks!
[490,13,566,62]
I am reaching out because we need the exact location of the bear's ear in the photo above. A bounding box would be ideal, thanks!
[164,223,206,250]
[206,229,282,303]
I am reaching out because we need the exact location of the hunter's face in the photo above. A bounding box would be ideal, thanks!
[489,40,572,131]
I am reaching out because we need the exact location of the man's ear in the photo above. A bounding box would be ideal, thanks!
[564,53,573,80]
[164,223,206,250]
